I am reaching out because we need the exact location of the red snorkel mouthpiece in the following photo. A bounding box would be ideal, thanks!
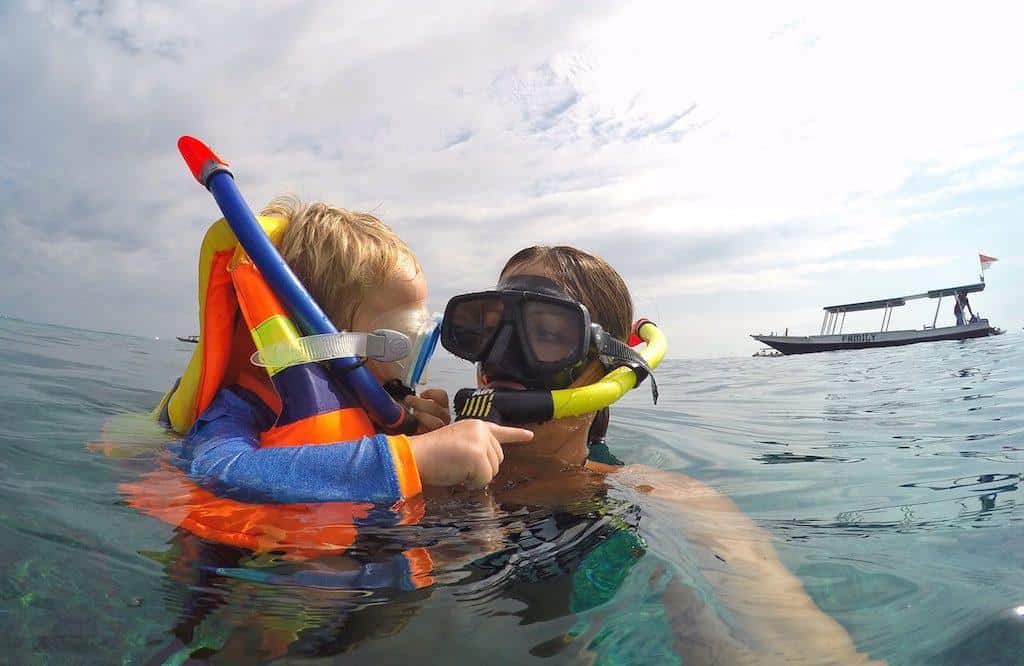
[177,135,231,188]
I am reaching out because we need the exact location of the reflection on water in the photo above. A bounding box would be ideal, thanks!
[135,490,668,664]
[1,317,1023,664]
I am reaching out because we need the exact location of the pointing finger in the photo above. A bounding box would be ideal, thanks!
[486,423,534,443]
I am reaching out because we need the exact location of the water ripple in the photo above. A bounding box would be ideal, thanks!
[1,319,1023,663]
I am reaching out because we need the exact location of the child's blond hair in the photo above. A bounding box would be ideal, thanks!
[261,196,421,329]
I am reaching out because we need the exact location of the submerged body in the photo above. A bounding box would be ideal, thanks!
[140,443,872,665]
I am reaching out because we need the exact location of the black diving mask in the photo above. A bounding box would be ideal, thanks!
[441,275,616,390]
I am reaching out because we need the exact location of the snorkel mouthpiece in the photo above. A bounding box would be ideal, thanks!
[453,388,554,425]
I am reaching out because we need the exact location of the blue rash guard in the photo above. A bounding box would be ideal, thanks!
[168,387,413,505]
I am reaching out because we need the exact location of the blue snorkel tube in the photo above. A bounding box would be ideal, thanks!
[177,135,416,435]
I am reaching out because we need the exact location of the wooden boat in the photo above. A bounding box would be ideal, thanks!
[752,282,1001,355]
[176,335,199,344]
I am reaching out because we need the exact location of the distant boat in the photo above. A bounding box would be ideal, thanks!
[176,335,199,344]
[752,282,1002,355]
[752,347,783,357]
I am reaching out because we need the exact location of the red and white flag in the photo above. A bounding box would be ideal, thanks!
[979,253,998,272]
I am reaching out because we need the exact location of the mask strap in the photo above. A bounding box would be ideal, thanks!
[593,328,659,404]
[250,330,411,369]
[587,406,610,447]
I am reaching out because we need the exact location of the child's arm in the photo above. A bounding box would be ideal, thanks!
[401,387,536,486]
[171,387,532,504]
[169,387,421,504]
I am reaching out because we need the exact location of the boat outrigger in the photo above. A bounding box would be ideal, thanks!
[752,282,1002,355]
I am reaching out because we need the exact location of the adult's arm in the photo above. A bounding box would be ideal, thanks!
[618,465,884,665]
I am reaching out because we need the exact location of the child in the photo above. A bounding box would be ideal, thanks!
[138,194,528,549]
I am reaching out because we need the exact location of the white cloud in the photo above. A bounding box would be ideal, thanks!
[640,255,954,301]
[2,0,1023,357]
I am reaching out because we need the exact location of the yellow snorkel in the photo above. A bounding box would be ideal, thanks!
[551,320,665,418]
[453,319,666,425]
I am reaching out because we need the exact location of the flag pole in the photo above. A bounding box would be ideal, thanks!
[978,252,998,283]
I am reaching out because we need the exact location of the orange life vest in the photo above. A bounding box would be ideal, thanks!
[121,219,424,565]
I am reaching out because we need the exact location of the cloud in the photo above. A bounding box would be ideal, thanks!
[639,256,954,301]
[2,0,1023,357]
[441,129,474,150]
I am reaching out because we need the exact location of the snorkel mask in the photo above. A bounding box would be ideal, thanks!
[364,307,442,400]
[444,275,607,391]
[440,275,666,426]
[252,307,441,400]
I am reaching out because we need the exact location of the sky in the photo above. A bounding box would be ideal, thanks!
[2,0,1022,358]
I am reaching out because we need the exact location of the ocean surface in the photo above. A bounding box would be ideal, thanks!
[1,315,1022,665]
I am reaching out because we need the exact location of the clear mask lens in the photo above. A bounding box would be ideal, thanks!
[406,315,442,387]
[366,307,442,389]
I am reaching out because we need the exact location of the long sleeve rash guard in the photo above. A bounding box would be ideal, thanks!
[168,387,421,504]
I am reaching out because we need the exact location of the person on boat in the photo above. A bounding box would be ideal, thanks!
[961,293,979,323]
[954,292,966,326]
[432,245,881,664]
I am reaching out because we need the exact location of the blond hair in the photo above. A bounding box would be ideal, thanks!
[500,246,633,341]
[261,196,421,329]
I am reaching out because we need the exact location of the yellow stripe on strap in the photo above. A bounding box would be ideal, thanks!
[251,314,303,375]
[460,392,496,419]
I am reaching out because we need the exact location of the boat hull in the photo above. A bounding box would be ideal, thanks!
[752,321,997,355]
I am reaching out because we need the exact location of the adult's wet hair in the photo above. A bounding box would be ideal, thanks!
[499,246,633,342]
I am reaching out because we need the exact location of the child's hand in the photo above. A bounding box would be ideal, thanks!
[408,420,533,488]
[404,388,451,434]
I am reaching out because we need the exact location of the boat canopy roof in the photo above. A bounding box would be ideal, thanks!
[824,297,907,313]
[926,282,987,299]
[824,282,985,313]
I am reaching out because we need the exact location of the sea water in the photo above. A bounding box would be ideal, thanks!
[1,316,1022,664]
